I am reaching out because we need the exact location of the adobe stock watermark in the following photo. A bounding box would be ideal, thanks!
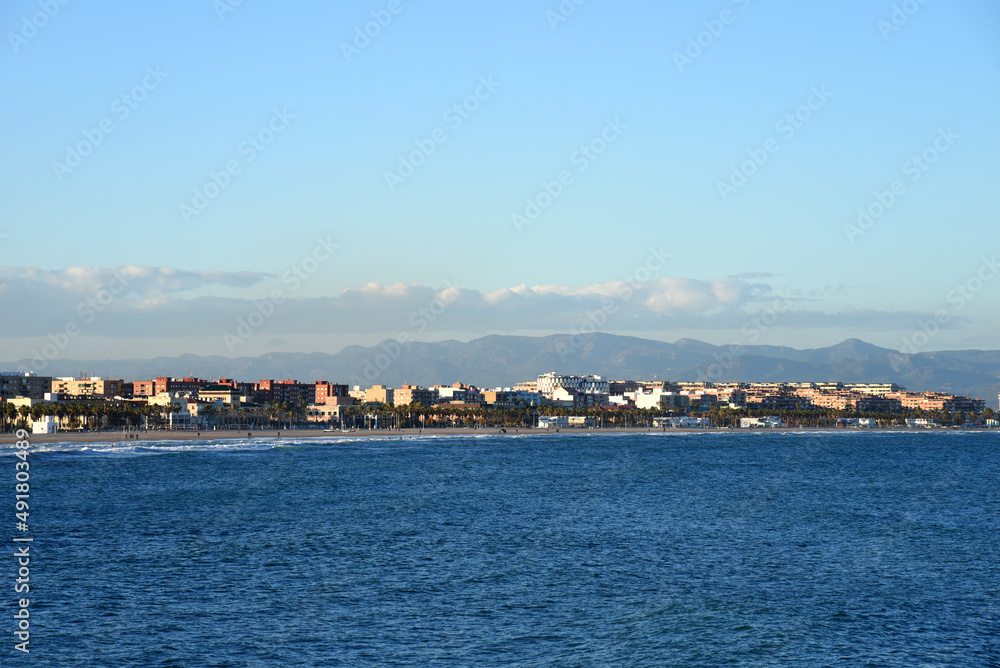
[878,0,930,40]
[546,0,588,31]
[512,116,627,233]
[673,0,752,73]
[890,255,998,367]
[555,246,671,361]
[12,428,32,655]
[384,76,500,192]
[350,280,466,385]
[717,85,833,202]
[214,0,247,21]
[8,0,70,53]
[52,66,168,183]
[695,291,795,382]
[844,127,958,244]
[179,107,294,222]
[340,0,412,64]
[26,269,132,372]
[223,235,339,352]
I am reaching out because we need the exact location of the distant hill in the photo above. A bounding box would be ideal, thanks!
[6,334,1000,402]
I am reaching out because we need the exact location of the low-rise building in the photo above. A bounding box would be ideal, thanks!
[536,415,595,428]
[740,416,785,429]
[654,416,711,428]
[199,384,244,404]
[32,416,59,434]
[307,403,353,423]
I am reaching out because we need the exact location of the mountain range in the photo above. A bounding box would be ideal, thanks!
[7,334,1000,403]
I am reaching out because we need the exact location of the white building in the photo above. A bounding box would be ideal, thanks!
[32,417,59,434]
[627,389,689,411]
[550,386,607,408]
[537,416,569,428]
[654,416,711,428]
[740,416,785,429]
[436,386,484,404]
[536,373,609,398]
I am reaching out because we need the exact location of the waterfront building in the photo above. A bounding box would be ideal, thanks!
[32,416,59,434]
[848,383,904,396]
[653,416,711,428]
[435,383,484,405]
[314,382,349,404]
[740,416,785,429]
[51,377,123,399]
[394,385,438,407]
[481,389,541,406]
[886,391,984,413]
[551,386,608,408]
[199,384,244,404]
[362,385,394,405]
[254,379,315,404]
[627,389,689,410]
[0,372,52,399]
[133,377,210,397]
[608,380,641,395]
[536,373,609,398]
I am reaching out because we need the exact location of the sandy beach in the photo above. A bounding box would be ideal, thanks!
[3,426,674,445]
[0,424,938,446]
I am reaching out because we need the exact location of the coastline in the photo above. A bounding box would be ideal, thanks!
[3,424,985,446]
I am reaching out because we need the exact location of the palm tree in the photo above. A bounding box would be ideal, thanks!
[16,405,31,430]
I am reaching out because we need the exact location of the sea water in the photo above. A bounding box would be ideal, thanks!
[7,431,999,666]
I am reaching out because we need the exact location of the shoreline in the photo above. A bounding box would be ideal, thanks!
[2,424,992,446]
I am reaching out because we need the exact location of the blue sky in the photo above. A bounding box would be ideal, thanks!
[2,0,999,363]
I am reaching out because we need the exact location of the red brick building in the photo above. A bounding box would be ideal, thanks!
[133,377,212,397]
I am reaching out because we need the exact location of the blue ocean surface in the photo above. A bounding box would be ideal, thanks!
[6,431,1000,666]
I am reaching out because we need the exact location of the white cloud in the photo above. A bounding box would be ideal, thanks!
[0,265,267,300]
[1,265,978,360]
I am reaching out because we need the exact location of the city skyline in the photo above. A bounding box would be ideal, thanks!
[4,0,999,362]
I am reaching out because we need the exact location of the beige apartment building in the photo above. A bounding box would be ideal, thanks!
[51,377,122,399]
[393,385,437,407]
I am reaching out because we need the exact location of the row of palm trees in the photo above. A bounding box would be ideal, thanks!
[2,401,168,432]
[4,399,993,433]
[198,401,307,430]
[0,400,311,433]
[332,402,997,430]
